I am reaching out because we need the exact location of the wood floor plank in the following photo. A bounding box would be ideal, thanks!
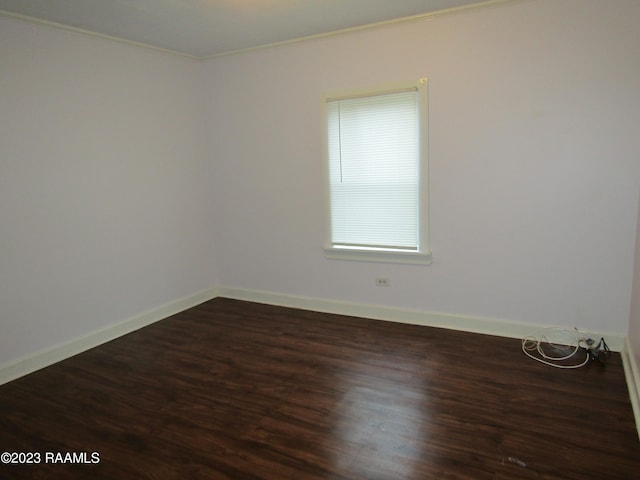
[1,297,638,479]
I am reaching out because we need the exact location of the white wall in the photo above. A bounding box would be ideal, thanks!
[629,194,640,369]
[0,16,217,366]
[204,0,640,335]
[626,194,640,435]
[1,0,639,375]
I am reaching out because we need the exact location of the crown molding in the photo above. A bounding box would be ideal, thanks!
[0,9,199,60]
[2,0,526,60]
[203,0,527,60]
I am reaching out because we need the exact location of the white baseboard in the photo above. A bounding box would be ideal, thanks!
[1,284,628,389]
[621,338,640,441]
[0,287,219,386]
[216,286,626,351]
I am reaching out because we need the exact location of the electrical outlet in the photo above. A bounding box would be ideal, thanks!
[375,277,390,287]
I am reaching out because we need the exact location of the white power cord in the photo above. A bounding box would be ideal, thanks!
[521,327,591,369]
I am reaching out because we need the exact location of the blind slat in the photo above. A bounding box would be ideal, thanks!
[328,90,419,250]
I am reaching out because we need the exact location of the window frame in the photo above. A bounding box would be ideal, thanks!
[322,78,432,265]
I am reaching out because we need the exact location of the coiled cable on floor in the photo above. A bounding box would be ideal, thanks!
[521,328,591,369]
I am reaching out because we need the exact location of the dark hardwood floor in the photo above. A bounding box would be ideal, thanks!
[1,298,638,479]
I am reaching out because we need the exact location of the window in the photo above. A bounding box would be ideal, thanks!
[324,79,431,264]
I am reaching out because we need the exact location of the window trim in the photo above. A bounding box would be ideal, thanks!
[322,78,432,265]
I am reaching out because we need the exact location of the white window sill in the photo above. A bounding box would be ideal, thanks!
[324,246,433,265]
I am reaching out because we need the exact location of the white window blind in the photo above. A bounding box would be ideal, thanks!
[327,89,420,252]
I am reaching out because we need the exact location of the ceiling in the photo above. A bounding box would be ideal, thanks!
[0,0,491,58]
